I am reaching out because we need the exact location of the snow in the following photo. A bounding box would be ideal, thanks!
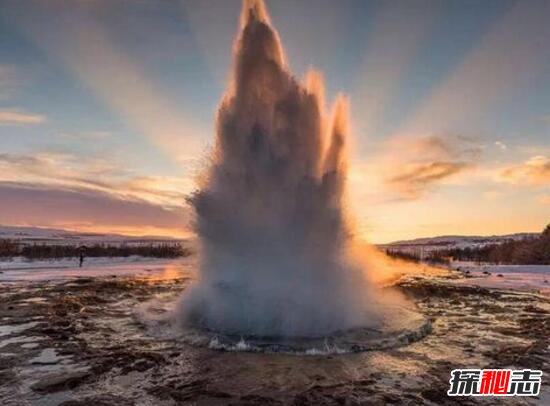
[450,264,550,295]
[0,257,195,282]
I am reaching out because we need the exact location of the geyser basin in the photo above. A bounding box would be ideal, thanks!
[176,305,431,355]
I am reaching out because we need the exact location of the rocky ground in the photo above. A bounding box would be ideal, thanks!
[0,269,548,405]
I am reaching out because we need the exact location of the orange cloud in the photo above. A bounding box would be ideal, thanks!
[0,152,194,207]
[381,134,481,200]
[498,155,550,186]
[388,161,469,200]
[0,182,190,238]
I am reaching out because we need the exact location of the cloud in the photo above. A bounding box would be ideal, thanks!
[0,152,194,207]
[382,134,481,200]
[498,155,550,185]
[0,108,45,125]
[494,141,507,150]
[0,181,189,237]
[538,195,550,205]
[58,130,112,140]
[0,66,45,126]
[388,161,469,200]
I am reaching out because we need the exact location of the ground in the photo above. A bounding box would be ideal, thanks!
[0,259,548,405]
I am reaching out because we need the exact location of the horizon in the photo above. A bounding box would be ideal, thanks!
[0,223,542,246]
[1,0,549,244]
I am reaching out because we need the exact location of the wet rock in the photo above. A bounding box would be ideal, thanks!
[72,278,94,285]
[239,394,282,404]
[420,387,449,403]
[483,303,506,314]
[60,394,134,406]
[523,304,546,314]
[397,278,496,299]
[148,378,232,402]
[30,370,91,392]
[485,342,548,369]
[132,358,154,372]
[378,393,400,404]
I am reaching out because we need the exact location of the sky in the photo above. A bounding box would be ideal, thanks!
[0,0,549,244]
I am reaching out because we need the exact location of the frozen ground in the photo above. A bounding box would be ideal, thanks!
[0,257,196,282]
[0,258,548,405]
[449,263,550,296]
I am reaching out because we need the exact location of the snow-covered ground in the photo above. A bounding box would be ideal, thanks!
[0,225,195,281]
[2,254,548,297]
[449,262,550,295]
[0,256,196,281]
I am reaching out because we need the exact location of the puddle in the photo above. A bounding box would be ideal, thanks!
[0,322,39,337]
[22,297,48,304]
[0,335,42,349]
[30,348,70,365]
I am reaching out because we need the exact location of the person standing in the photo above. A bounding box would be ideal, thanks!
[78,246,86,268]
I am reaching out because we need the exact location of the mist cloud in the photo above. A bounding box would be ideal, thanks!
[178,0,384,337]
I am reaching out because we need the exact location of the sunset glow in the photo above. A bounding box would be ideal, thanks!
[0,0,549,243]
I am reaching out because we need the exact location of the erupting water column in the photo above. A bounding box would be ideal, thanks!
[178,0,384,339]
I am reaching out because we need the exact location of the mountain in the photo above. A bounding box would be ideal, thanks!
[0,225,183,246]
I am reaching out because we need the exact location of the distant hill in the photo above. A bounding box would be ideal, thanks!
[383,225,550,265]
[380,233,539,252]
[0,225,184,246]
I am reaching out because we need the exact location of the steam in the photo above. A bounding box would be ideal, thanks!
[178,0,385,337]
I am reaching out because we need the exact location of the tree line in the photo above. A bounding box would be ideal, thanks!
[0,240,191,259]
[386,223,550,265]
[385,249,450,266]
[440,226,550,265]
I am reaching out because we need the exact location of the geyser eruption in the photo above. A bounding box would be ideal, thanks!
[179,0,397,339]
